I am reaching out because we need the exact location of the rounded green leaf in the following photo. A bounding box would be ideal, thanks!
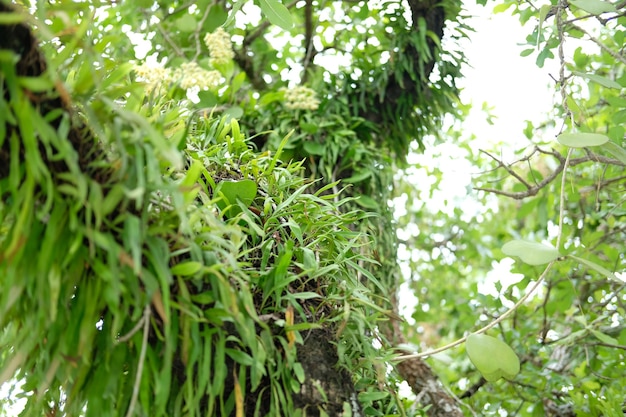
[215,179,258,217]
[557,132,609,148]
[215,179,257,206]
[466,334,520,382]
[502,240,560,265]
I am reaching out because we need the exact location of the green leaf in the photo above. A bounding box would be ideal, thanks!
[258,0,293,30]
[223,106,244,121]
[466,333,520,382]
[202,4,228,32]
[226,348,254,366]
[197,90,218,108]
[492,2,514,13]
[590,329,619,345]
[520,48,534,57]
[223,0,246,27]
[299,121,318,134]
[602,141,626,164]
[537,5,552,49]
[355,195,379,210]
[176,14,197,32]
[293,362,305,383]
[171,261,203,276]
[572,71,622,89]
[18,76,54,92]
[215,179,258,217]
[569,0,616,14]
[567,255,622,283]
[358,391,390,402]
[302,141,325,156]
[502,240,560,265]
[557,132,609,148]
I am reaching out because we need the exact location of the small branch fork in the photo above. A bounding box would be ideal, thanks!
[233,0,299,91]
[474,146,624,200]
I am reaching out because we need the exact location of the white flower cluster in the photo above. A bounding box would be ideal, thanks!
[172,62,221,90]
[203,27,234,66]
[281,86,320,111]
[133,63,172,92]
[134,62,221,92]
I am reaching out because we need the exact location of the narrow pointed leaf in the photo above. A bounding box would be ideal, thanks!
[537,5,552,50]
[590,329,619,345]
[602,141,626,164]
[258,0,293,30]
[572,71,622,89]
[568,254,622,282]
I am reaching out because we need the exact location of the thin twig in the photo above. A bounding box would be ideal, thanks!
[475,147,623,199]
[124,305,151,417]
[117,312,147,343]
[164,2,194,18]
[154,17,186,58]
[192,1,216,61]
[571,23,626,66]
[242,0,299,47]
[556,148,572,250]
[480,149,533,189]
[301,0,316,83]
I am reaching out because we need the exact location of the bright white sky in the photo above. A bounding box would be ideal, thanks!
[397,4,560,326]
[460,3,558,148]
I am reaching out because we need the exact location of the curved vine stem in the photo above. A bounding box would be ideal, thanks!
[396,261,556,360]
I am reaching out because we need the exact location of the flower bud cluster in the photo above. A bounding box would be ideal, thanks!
[172,62,222,90]
[281,86,320,111]
[133,63,173,92]
[203,27,235,66]
[134,62,221,92]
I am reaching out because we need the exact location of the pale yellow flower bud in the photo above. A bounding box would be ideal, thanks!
[203,27,235,66]
[172,62,222,90]
[133,63,173,92]
[281,86,320,111]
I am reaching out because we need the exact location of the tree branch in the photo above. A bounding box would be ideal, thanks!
[301,0,316,83]
[459,377,486,399]
[234,0,299,90]
[475,146,624,200]
[192,0,217,61]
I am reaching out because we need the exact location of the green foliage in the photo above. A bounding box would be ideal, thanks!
[1,2,423,415]
[466,333,520,382]
[0,60,386,416]
[5,0,625,415]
